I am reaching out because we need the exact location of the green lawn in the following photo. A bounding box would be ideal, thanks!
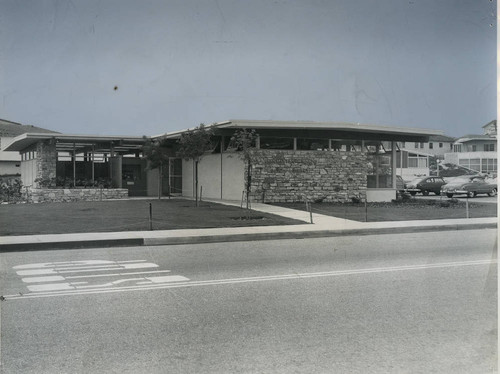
[274,198,497,222]
[0,199,302,236]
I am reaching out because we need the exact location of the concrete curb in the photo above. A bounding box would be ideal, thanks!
[0,238,144,252]
[0,222,496,252]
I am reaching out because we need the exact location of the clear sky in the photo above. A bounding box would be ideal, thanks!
[0,0,496,137]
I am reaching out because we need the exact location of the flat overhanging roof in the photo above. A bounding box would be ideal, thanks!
[161,119,443,140]
[3,133,149,152]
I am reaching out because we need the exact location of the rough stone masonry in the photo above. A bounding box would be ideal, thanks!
[248,149,367,203]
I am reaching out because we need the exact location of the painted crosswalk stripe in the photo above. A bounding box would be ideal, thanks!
[4,259,495,300]
[16,262,159,276]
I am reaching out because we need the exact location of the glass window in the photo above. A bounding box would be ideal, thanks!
[472,145,477,152]
[439,143,443,148]
[259,137,294,150]
[296,138,329,151]
[429,143,433,149]
[330,139,363,152]
[470,159,480,171]
[484,143,495,152]
[420,142,425,148]
[414,142,419,148]
[366,142,392,189]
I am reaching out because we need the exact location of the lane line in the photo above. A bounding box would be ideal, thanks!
[3,259,495,300]
[17,263,159,276]
[64,270,172,279]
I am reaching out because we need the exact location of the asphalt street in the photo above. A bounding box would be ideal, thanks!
[0,229,497,373]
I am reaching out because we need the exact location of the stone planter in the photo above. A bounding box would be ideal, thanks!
[23,188,129,203]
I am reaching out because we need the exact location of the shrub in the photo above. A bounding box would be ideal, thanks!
[0,179,23,203]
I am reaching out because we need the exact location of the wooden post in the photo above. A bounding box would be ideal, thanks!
[195,160,199,207]
[149,203,153,230]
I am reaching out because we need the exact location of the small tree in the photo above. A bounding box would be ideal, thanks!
[230,129,258,209]
[142,136,173,199]
[175,124,215,206]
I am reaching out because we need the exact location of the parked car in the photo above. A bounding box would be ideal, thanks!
[405,176,446,196]
[440,176,497,198]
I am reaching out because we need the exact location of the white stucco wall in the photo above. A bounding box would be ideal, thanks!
[182,158,194,198]
[221,153,244,200]
[21,160,36,187]
[198,154,222,199]
[147,168,160,197]
[181,153,244,201]
[366,189,396,202]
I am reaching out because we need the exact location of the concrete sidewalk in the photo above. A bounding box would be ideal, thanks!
[0,198,497,252]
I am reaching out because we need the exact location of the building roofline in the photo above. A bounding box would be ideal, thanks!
[3,133,149,152]
[159,119,443,139]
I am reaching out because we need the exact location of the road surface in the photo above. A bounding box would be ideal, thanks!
[0,229,497,373]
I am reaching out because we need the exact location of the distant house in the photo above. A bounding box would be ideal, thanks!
[444,120,497,175]
[0,119,58,178]
[397,134,455,157]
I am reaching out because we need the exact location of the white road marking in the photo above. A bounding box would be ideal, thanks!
[21,276,65,283]
[4,259,495,300]
[16,263,159,276]
[64,270,172,279]
[13,260,117,269]
[27,283,74,292]
[146,275,190,283]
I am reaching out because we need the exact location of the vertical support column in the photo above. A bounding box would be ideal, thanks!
[34,139,57,188]
[293,138,297,151]
[73,143,76,188]
[91,145,95,184]
[328,139,332,151]
[168,158,172,196]
[220,136,224,199]
[391,141,397,189]
[109,142,114,186]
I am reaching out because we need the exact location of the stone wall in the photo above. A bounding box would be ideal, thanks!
[248,149,367,203]
[25,188,128,203]
[35,140,57,186]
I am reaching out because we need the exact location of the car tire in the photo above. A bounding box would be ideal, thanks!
[467,191,475,198]
[446,193,453,198]
[409,191,416,196]
[488,188,497,197]
[422,190,429,196]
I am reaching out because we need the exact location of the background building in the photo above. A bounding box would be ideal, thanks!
[0,119,58,179]
[444,120,497,175]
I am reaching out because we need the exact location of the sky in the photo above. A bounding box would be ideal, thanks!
[0,0,496,137]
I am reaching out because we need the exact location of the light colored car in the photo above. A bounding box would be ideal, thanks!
[440,176,497,198]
